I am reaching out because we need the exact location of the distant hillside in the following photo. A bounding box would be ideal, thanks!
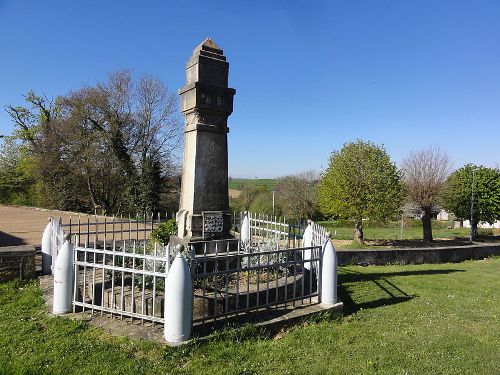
[228,178,276,191]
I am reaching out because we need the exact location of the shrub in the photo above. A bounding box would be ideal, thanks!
[151,219,177,245]
[478,228,494,236]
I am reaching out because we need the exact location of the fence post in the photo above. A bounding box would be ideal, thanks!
[53,235,74,314]
[320,233,338,306]
[302,220,313,270]
[164,244,193,345]
[52,218,65,271]
[42,218,52,275]
[240,211,251,249]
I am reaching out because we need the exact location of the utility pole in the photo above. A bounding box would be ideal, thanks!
[470,168,479,242]
[272,190,275,216]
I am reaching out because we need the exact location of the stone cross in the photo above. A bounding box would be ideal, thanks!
[177,38,236,240]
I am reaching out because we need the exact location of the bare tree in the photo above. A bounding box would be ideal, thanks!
[402,146,451,242]
[275,171,319,219]
[130,75,181,213]
[6,71,181,214]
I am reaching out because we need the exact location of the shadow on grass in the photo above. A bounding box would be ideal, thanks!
[475,235,500,243]
[339,268,465,283]
[363,235,500,248]
[338,267,465,314]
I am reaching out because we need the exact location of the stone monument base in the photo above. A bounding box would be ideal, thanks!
[169,234,239,256]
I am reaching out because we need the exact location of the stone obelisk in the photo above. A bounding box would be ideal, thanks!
[176,38,236,241]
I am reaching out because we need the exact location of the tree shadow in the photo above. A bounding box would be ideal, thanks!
[474,235,500,243]
[0,231,27,247]
[370,235,500,248]
[338,267,465,314]
[370,238,471,248]
[339,268,465,283]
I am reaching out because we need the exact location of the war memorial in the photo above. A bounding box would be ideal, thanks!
[40,39,341,345]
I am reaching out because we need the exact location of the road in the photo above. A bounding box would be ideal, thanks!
[0,205,85,247]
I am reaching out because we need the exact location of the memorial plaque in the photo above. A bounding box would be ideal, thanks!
[203,211,224,235]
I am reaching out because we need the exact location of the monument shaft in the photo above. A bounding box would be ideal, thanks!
[177,39,236,239]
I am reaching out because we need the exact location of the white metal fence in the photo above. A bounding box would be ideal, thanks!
[232,211,307,247]
[43,213,171,260]
[309,219,330,246]
[45,213,338,343]
[73,241,171,323]
[43,213,170,323]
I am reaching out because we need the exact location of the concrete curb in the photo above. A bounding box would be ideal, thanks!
[336,242,500,266]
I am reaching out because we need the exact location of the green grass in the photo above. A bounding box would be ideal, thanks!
[228,178,276,191]
[317,220,492,242]
[1,259,499,374]
[322,224,470,241]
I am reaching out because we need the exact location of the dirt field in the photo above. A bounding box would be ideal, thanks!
[229,189,241,198]
[0,205,99,247]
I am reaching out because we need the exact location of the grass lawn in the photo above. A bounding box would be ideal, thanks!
[228,178,276,191]
[317,220,500,247]
[321,224,470,241]
[1,258,499,374]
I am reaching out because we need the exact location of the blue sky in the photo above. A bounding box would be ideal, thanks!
[0,0,499,177]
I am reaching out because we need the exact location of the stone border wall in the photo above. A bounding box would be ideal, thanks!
[0,246,36,282]
[337,243,500,266]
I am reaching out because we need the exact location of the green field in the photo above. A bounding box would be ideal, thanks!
[1,258,499,374]
[228,178,276,191]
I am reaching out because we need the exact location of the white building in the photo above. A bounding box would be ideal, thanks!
[436,210,449,221]
[462,220,500,229]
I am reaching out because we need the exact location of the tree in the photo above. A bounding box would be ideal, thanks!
[6,91,87,210]
[130,74,180,212]
[274,171,319,219]
[318,140,404,244]
[441,164,500,241]
[402,147,451,242]
[6,71,181,214]
[249,190,276,215]
[0,137,38,205]
[232,185,269,213]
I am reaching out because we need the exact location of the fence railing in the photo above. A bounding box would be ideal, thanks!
[46,215,339,345]
[189,239,322,324]
[73,240,171,324]
[42,213,172,273]
[63,213,172,248]
[310,220,330,246]
[233,212,307,248]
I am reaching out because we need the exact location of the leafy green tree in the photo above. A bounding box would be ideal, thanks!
[0,137,38,205]
[318,140,404,244]
[441,164,500,240]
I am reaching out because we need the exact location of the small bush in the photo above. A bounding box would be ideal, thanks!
[478,228,494,236]
[151,219,177,245]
